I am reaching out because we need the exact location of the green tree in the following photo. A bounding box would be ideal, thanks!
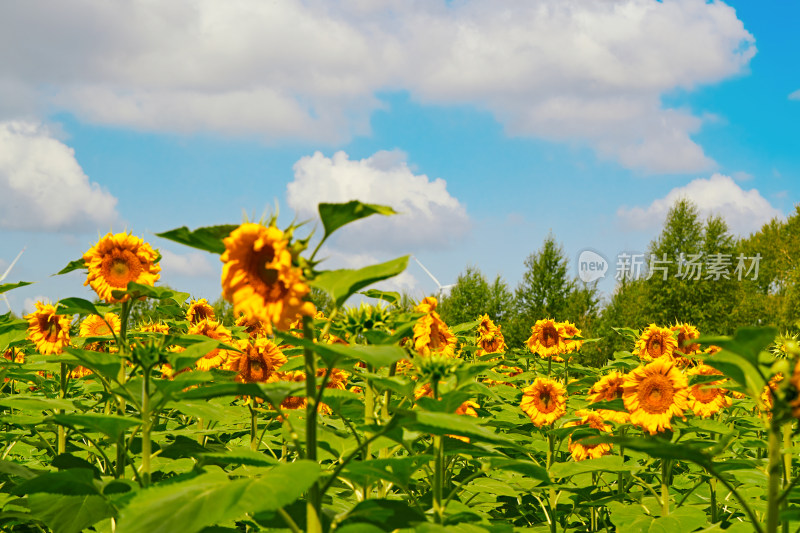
[438,265,512,326]
[507,233,599,348]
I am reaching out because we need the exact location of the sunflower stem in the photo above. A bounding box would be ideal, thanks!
[140,367,151,488]
[57,361,68,455]
[661,459,671,516]
[249,404,259,452]
[767,419,783,533]
[302,314,322,533]
[783,421,793,533]
[547,432,557,533]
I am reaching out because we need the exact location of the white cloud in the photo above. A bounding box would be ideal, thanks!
[287,150,469,251]
[158,249,216,278]
[22,295,52,315]
[0,0,754,173]
[617,174,783,235]
[0,121,120,231]
[789,89,800,101]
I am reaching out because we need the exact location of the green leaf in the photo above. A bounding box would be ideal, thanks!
[359,289,401,305]
[54,257,87,276]
[13,468,99,496]
[318,201,397,242]
[155,224,239,255]
[27,493,115,533]
[648,507,707,533]
[0,396,77,412]
[116,461,320,533]
[399,409,521,449]
[50,413,141,442]
[0,281,33,295]
[274,331,407,368]
[110,282,189,305]
[0,459,44,479]
[311,256,409,308]
[341,456,433,489]
[549,455,633,478]
[177,381,303,409]
[64,347,124,382]
[340,499,425,530]
[57,297,102,317]
[701,349,765,397]
[164,339,221,373]
[198,449,278,467]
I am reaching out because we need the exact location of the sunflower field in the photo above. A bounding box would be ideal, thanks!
[1,200,799,533]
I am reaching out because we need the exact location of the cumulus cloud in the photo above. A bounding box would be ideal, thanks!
[790,89,800,101]
[287,150,469,251]
[617,174,782,235]
[0,0,754,173]
[0,121,119,231]
[158,249,216,278]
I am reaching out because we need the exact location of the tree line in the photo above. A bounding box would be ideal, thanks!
[436,198,800,366]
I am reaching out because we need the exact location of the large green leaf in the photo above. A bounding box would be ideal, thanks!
[155,224,239,255]
[115,461,320,533]
[340,499,425,530]
[27,493,115,533]
[399,409,521,449]
[311,256,409,308]
[54,257,87,276]
[341,456,433,489]
[56,297,104,317]
[164,339,222,373]
[64,347,124,382]
[274,331,407,368]
[0,396,77,412]
[360,289,401,305]
[318,201,397,242]
[110,282,189,305]
[0,281,33,295]
[50,413,141,442]
[177,381,303,409]
[12,468,99,496]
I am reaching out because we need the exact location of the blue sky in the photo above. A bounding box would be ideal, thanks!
[1,0,798,315]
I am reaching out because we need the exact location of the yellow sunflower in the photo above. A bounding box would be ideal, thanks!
[79,313,121,338]
[187,319,234,371]
[220,223,315,333]
[83,232,161,303]
[25,302,71,355]
[140,321,169,334]
[226,337,286,383]
[671,323,700,355]
[634,324,679,362]
[476,314,506,356]
[3,347,24,363]
[687,364,731,418]
[565,409,613,461]
[560,321,584,354]
[317,367,349,390]
[520,378,567,427]
[235,314,268,338]
[412,297,456,357]
[450,400,480,442]
[525,319,566,360]
[622,358,688,435]
[588,371,629,424]
[761,373,784,413]
[186,298,215,324]
[276,370,307,411]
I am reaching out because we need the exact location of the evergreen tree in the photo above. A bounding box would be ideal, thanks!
[507,233,577,348]
[438,266,512,326]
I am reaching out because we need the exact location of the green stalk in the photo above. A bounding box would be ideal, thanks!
[590,472,598,531]
[709,477,717,524]
[57,361,68,455]
[433,434,445,524]
[767,421,783,533]
[661,459,671,516]
[140,368,151,487]
[302,314,322,533]
[115,299,132,478]
[249,404,259,452]
[363,363,376,499]
[783,422,793,533]
[547,432,557,533]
